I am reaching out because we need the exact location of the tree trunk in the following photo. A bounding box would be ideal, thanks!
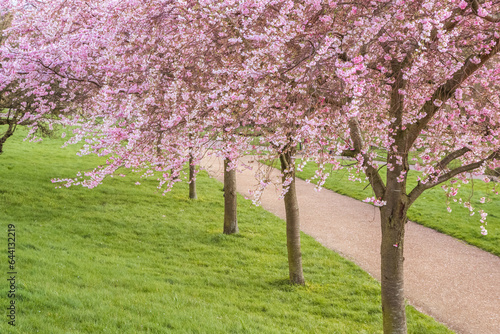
[380,200,408,334]
[188,154,197,200]
[280,150,305,285]
[223,158,238,234]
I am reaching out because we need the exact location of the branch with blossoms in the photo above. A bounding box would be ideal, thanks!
[466,0,500,22]
[344,118,386,200]
[37,61,103,88]
[407,38,500,147]
[408,150,500,205]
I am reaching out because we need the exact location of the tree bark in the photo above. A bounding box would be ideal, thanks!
[223,158,238,234]
[280,150,305,285]
[380,198,408,334]
[188,154,197,200]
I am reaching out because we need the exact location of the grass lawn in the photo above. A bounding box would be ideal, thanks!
[287,158,500,257]
[0,130,453,333]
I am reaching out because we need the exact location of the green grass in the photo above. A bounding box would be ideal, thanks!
[0,130,453,333]
[288,159,500,257]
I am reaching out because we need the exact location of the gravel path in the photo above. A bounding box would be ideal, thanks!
[202,156,500,334]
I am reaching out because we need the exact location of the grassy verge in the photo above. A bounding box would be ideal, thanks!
[287,159,499,257]
[0,131,453,333]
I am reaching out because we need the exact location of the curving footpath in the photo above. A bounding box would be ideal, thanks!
[202,156,500,334]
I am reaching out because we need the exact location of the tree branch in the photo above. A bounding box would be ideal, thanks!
[467,0,500,22]
[0,121,16,154]
[408,150,499,205]
[436,147,471,170]
[345,118,386,199]
[407,37,500,147]
[279,40,316,79]
[38,61,102,88]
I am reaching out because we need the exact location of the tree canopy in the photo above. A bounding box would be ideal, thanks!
[2,1,499,333]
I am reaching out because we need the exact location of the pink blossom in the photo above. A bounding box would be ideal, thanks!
[477,7,489,17]
[433,100,443,107]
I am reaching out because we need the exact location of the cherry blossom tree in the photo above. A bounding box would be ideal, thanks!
[0,10,87,153]
[255,1,500,332]
[2,0,207,186]
[332,2,500,332]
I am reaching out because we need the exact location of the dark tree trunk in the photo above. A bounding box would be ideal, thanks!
[188,154,197,200]
[380,195,408,334]
[223,158,238,234]
[280,150,305,285]
[0,117,16,154]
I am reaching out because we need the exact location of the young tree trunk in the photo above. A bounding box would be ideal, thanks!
[188,154,197,200]
[280,150,305,285]
[223,158,238,234]
[380,197,408,334]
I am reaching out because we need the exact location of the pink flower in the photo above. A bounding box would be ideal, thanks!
[379,36,388,43]
[458,1,468,10]
[433,99,443,107]
[352,55,364,64]
[477,7,489,17]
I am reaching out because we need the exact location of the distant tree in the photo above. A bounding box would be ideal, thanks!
[0,8,95,154]
[0,12,55,152]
